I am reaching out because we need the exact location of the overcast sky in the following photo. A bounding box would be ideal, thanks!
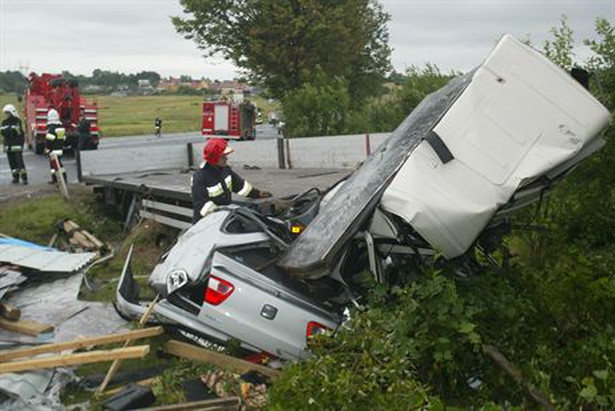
[1,0,613,80]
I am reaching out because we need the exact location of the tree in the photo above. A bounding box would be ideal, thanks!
[584,17,615,108]
[281,67,351,137]
[543,15,575,70]
[172,0,391,101]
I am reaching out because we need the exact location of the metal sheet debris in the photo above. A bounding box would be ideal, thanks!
[0,244,96,273]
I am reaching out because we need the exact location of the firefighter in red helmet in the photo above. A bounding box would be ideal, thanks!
[191,138,272,223]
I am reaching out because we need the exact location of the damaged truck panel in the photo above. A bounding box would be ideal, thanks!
[279,34,611,277]
[276,71,475,279]
[380,35,610,258]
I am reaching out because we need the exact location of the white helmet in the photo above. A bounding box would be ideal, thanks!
[47,108,60,124]
[2,104,18,118]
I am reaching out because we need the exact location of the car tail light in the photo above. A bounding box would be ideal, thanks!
[306,321,330,339]
[204,275,234,306]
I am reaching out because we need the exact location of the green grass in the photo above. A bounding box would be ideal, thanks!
[2,92,280,139]
[93,95,203,137]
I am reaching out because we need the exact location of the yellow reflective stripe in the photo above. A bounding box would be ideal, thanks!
[51,150,63,156]
[237,181,253,196]
[56,128,66,140]
[46,133,56,141]
[207,183,224,197]
[199,201,216,217]
[224,175,232,191]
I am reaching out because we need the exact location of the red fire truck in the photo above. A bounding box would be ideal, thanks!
[201,100,256,140]
[24,73,100,154]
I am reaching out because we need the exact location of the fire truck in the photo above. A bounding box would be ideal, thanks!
[24,73,100,154]
[201,100,256,140]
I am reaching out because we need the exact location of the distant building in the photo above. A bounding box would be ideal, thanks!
[137,79,154,95]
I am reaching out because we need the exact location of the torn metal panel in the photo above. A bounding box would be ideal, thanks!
[277,71,474,278]
[379,35,611,258]
[0,244,96,273]
[279,35,611,277]
[0,268,27,299]
[0,238,55,252]
[0,273,128,344]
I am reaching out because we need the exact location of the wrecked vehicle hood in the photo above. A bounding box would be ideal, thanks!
[279,34,611,279]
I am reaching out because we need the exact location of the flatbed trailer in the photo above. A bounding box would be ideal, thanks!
[82,167,350,229]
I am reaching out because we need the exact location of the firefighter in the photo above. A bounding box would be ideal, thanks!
[76,108,91,150]
[1,104,28,185]
[154,117,162,138]
[191,138,272,223]
[44,108,67,184]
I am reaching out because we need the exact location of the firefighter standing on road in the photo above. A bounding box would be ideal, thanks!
[191,138,272,223]
[1,104,28,185]
[76,107,91,150]
[154,117,162,138]
[44,108,67,184]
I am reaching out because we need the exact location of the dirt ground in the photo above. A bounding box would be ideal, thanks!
[0,182,78,204]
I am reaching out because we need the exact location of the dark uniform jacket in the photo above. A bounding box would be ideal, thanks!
[1,116,25,152]
[192,163,261,223]
[45,123,66,154]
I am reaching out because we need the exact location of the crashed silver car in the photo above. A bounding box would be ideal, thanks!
[117,35,611,360]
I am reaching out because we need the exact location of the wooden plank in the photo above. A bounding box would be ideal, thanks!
[0,302,21,321]
[0,326,163,362]
[104,377,158,396]
[63,220,97,249]
[140,211,192,230]
[96,296,160,395]
[164,340,281,380]
[0,318,53,336]
[137,397,241,411]
[0,345,150,374]
[142,199,193,218]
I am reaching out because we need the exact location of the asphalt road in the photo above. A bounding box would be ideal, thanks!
[0,124,281,187]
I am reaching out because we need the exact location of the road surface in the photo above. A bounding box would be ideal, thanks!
[0,124,281,187]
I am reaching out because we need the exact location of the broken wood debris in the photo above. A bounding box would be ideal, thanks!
[96,295,160,394]
[0,302,21,321]
[0,326,163,362]
[104,377,159,396]
[0,317,53,336]
[60,219,106,252]
[136,396,241,411]
[0,345,150,374]
[163,340,281,380]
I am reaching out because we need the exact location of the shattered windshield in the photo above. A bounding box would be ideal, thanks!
[278,71,475,279]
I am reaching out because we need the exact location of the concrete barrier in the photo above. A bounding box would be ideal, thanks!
[79,132,392,178]
[286,133,389,169]
[192,139,281,169]
[80,144,189,177]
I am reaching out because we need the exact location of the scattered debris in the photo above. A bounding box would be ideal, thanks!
[96,295,160,394]
[0,318,53,337]
[101,383,156,410]
[0,243,96,273]
[0,302,21,321]
[59,219,106,253]
[0,345,150,374]
[163,340,281,380]
[137,396,241,411]
[0,326,162,362]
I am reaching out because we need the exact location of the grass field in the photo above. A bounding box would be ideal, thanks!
[0,93,279,139]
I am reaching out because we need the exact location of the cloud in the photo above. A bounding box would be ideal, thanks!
[1,0,613,78]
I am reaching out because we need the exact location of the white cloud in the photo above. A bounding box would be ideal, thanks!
[1,0,613,79]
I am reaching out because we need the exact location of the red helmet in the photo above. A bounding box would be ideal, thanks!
[203,138,234,164]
